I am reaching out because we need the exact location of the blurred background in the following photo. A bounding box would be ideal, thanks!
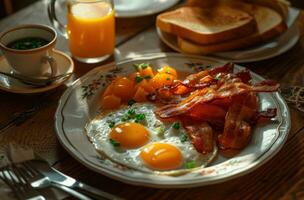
[1,0,304,19]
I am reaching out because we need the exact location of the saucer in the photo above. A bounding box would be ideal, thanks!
[0,49,74,94]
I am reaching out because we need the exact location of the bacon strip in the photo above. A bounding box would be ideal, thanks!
[218,93,257,150]
[156,81,278,119]
[183,122,214,154]
[152,63,279,155]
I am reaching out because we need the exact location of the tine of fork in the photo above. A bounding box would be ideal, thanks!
[3,166,24,200]
[0,168,18,193]
[12,163,33,191]
[23,161,38,176]
[18,162,35,179]
[9,164,27,192]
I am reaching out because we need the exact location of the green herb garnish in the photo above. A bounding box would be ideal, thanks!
[135,76,144,83]
[121,116,128,122]
[133,63,149,71]
[172,122,180,130]
[180,133,188,143]
[135,114,145,122]
[109,139,120,147]
[144,75,152,80]
[138,63,149,69]
[166,77,171,81]
[127,109,136,116]
[107,120,115,128]
[185,161,196,169]
[128,99,136,106]
[156,125,166,137]
[214,74,221,81]
[133,64,140,71]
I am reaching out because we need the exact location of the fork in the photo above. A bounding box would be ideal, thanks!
[14,162,95,200]
[0,164,46,200]
[15,160,123,200]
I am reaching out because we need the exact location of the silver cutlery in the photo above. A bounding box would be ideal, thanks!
[0,71,73,87]
[13,161,94,200]
[13,160,124,200]
[0,164,46,200]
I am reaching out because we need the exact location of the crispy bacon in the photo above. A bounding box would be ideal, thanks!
[186,104,226,128]
[156,81,278,119]
[218,93,257,150]
[252,80,280,92]
[152,63,279,155]
[235,70,252,83]
[209,62,234,76]
[251,108,277,124]
[183,121,214,154]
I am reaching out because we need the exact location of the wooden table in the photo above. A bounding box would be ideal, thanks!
[1,1,304,199]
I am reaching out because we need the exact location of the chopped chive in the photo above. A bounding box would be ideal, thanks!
[133,63,149,71]
[135,114,145,122]
[135,76,144,83]
[133,64,140,71]
[121,109,137,121]
[180,133,188,143]
[172,122,180,130]
[185,161,196,169]
[109,139,120,147]
[121,116,128,122]
[214,74,222,81]
[127,109,136,116]
[144,75,152,80]
[138,63,149,69]
[166,77,171,81]
[107,120,115,128]
[156,125,166,137]
[128,99,136,106]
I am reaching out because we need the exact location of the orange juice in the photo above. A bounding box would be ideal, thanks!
[67,1,115,58]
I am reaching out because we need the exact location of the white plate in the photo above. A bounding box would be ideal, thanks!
[114,0,180,18]
[157,7,300,63]
[0,50,74,94]
[55,53,290,188]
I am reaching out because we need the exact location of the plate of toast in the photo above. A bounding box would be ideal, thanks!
[113,0,180,18]
[156,0,300,63]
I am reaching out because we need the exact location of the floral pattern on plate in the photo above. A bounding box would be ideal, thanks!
[55,53,290,188]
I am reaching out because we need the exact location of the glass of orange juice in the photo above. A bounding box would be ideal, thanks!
[48,0,115,63]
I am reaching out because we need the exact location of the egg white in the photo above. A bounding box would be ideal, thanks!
[85,103,217,175]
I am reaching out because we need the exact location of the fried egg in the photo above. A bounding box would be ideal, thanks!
[85,103,217,175]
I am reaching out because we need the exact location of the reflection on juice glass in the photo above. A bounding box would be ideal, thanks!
[67,0,115,63]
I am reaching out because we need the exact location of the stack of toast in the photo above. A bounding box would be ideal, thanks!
[156,0,290,54]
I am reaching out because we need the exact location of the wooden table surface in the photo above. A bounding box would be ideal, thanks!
[1,1,304,199]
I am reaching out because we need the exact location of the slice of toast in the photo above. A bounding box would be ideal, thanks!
[187,0,289,22]
[177,4,287,54]
[156,5,257,45]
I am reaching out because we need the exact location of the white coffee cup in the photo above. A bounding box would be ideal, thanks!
[0,24,58,78]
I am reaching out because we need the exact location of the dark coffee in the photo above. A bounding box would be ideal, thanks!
[7,37,50,50]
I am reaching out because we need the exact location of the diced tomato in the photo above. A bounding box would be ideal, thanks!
[112,77,135,101]
[139,66,154,78]
[133,87,148,102]
[101,95,121,109]
[158,66,177,79]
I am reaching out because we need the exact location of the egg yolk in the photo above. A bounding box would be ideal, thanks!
[140,143,182,170]
[109,123,150,149]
